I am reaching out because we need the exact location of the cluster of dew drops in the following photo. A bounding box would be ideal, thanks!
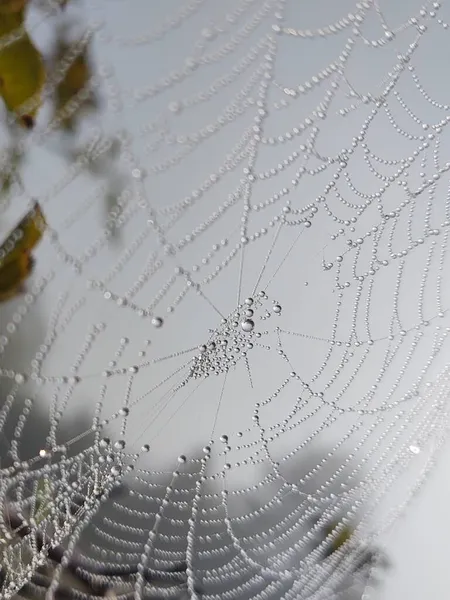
[189,290,282,379]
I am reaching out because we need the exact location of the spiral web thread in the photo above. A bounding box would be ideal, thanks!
[1,0,450,598]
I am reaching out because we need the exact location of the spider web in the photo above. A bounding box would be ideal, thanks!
[1,0,450,599]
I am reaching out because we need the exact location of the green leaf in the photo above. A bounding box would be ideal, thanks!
[34,478,52,524]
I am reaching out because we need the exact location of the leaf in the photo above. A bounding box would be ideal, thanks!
[0,201,46,264]
[0,6,23,35]
[54,40,98,132]
[323,522,353,557]
[0,0,28,13]
[0,144,23,196]
[0,7,46,128]
[34,478,53,524]
[0,201,46,302]
[0,251,33,301]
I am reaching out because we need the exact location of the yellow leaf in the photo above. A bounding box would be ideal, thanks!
[65,53,90,92]
[0,8,46,128]
[0,4,23,32]
[54,41,97,131]
[0,250,33,301]
[0,201,46,264]
[324,522,353,557]
[0,202,46,302]
[0,0,28,14]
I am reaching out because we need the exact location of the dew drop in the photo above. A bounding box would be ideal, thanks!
[241,319,255,332]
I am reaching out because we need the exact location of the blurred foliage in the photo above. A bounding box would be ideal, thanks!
[50,23,99,133]
[33,477,53,524]
[0,1,45,129]
[323,521,354,557]
[0,0,28,12]
[0,136,24,198]
[319,518,390,589]
[0,201,46,301]
[0,0,128,302]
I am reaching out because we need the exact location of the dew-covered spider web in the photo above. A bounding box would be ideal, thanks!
[1,0,450,599]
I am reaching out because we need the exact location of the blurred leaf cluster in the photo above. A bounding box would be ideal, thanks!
[0,201,45,301]
[0,0,127,303]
